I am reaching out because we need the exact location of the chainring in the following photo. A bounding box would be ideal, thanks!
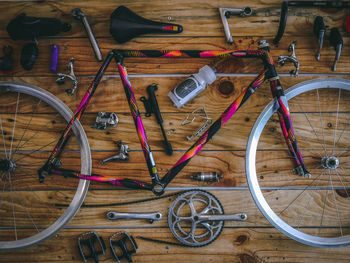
[168,190,224,247]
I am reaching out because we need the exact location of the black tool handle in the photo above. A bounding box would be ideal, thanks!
[0,46,13,71]
[330,28,343,71]
[314,16,326,37]
[314,16,326,61]
[146,84,173,156]
[274,1,350,45]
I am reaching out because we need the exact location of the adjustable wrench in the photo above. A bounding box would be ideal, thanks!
[107,211,162,223]
[72,8,103,61]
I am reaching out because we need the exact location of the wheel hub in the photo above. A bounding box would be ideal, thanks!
[321,156,339,170]
[0,158,16,174]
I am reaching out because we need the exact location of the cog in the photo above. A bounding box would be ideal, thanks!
[168,190,224,247]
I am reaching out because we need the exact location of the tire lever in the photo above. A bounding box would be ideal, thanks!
[330,28,343,71]
[313,16,326,61]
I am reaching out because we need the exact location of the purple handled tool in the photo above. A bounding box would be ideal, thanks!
[50,44,59,72]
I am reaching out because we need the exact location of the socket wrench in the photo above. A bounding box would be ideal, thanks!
[107,211,162,223]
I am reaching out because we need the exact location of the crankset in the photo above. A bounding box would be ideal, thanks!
[168,190,247,247]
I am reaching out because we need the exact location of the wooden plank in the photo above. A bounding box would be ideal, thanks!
[1,228,350,262]
[0,36,349,75]
[3,76,350,115]
[1,187,349,230]
[0,0,348,38]
[2,110,350,152]
[0,76,349,118]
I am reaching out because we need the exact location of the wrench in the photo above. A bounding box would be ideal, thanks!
[106,211,162,223]
[72,8,103,61]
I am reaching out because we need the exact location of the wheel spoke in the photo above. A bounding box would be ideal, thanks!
[12,99,41,157]
[0,114,8,159]
[316,89,328,156]
[8,173,17,240]
[14,139,59,163]
[296,100,328,156]
[297,171,324,229]
[9,93,20,159]
[15,113,60,153]
[278,171,325,216]
[332,89,341,156]
[12,172,39,234]
[329,170,343,236]
[334,169,350,200]
[318,172,331,236]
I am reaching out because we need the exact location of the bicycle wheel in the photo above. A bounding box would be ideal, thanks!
[0,82,90,251]
[246,78,350,247]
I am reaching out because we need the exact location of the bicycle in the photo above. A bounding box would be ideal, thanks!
[1,40,350,250]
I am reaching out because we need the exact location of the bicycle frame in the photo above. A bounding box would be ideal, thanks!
[38,41,310,195]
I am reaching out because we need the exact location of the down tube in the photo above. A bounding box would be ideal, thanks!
[160,70,267,189]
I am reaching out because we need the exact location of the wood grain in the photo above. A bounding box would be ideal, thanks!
[1,0,350,261]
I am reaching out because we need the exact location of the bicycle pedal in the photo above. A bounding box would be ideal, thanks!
[78,231,106,263]
[110,231,138,263]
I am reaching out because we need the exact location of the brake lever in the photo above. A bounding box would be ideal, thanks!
[329,28,343,71]
[313,16,326,61]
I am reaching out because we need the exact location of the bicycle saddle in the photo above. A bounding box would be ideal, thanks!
[110,6,183,43]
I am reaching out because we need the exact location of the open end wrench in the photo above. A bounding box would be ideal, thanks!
[106,211,162,223]
[72,8,103,61]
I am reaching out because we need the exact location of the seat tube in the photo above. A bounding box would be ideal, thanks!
[114,52,160,184]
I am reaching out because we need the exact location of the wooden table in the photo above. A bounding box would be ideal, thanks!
[1,0,350,262]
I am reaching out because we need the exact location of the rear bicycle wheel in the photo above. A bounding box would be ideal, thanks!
[0,82,90,251]
[246,78,350,247]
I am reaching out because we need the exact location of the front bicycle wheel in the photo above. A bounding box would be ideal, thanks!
[0,82,90,251]
[247,78,350,247]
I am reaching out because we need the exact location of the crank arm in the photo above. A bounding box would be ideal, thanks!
[197,213,247,222]
[106,211,162,223]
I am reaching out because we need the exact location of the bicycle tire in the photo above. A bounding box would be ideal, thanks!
[247,78,350,247]
[0,82,90,251]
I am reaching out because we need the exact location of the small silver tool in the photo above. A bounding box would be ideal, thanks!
[168,190,247,247]
[100,141,129,164]
[278,41,299,77]
[219,7,252,44]
[72,8,103,61]
[190,172,223,182]
[107,211,162,223]
[56,58,78,95]
[182,108,212,141]
[92,112,118,130]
